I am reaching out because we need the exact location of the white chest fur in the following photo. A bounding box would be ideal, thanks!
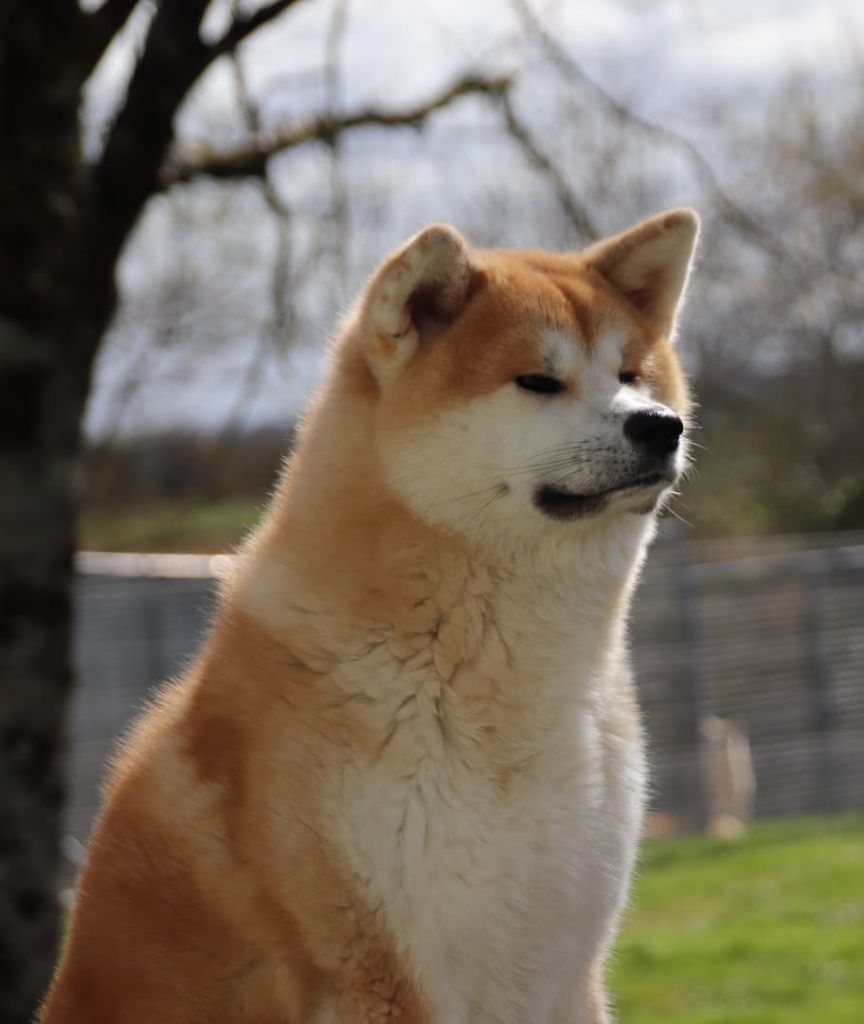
[322,561,647,1024]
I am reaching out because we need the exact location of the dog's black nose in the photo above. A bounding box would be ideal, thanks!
[623,409,683,459]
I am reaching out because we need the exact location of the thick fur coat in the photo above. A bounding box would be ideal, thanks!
[41,208,699,1023]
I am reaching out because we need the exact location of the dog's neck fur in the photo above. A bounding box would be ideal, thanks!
[231,384,652,759]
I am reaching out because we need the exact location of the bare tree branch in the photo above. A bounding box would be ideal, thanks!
[499,92,598,243]
[84,0,141,66]
[323,0,350,291]
[163,73,513,185]
[211,0,309,56]
[86,0,212,272]
[86,0,315,276]
[211,51,299,452]
[509,0,849,276]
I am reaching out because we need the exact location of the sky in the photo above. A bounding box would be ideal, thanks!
[82,0,864,437]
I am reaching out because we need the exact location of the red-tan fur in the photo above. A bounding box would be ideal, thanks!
[41,210,698,1023]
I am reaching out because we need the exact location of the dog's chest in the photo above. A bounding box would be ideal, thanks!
[329,657,644,1023]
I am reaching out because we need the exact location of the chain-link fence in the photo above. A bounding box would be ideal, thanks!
[633,540,864,830]
[67,538,864,858]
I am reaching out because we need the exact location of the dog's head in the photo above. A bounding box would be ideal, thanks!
[339,210,698,553]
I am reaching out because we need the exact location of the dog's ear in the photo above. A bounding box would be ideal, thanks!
[361,224,477,372]
[583,208,699,338]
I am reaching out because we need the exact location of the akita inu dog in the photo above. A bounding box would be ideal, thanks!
[42,209,698,1023]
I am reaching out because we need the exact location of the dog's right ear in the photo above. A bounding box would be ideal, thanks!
[359,224,477,374]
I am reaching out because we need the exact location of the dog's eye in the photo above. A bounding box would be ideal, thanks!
[515,374,565,395]
[618,371,640,386]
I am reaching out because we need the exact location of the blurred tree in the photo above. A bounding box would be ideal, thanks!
[681,72,864,537]
[0,2,506,1018]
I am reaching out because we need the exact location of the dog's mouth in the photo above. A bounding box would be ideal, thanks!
[534,472,672,521]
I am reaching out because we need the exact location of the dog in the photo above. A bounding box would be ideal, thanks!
[41,208,698,1023]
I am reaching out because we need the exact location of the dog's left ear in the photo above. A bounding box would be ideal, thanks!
[583,208,700,338]
[361,224,478,373]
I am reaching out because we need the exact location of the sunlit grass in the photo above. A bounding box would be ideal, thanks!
[612,815,864,1023]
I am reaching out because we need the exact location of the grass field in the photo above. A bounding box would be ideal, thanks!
[612,814,864,1023]
[80,497,263,552]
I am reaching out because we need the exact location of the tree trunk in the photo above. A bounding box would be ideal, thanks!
[0,353,86,1021]
[0,2,226,1011]
[0,268,115,1024]
[0,5,111,1017]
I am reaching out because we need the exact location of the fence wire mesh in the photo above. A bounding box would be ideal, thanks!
[68,539,864,852]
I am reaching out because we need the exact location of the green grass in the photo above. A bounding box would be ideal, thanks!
[612,814,864,1023]
[80,497,265,552]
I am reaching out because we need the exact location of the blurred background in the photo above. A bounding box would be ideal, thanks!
[1,1,863,1021]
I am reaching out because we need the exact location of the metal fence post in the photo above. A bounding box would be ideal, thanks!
[803,562,836,812]
[673,549,711,830]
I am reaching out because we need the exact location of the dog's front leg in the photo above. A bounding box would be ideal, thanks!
[548,962,611,1024]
